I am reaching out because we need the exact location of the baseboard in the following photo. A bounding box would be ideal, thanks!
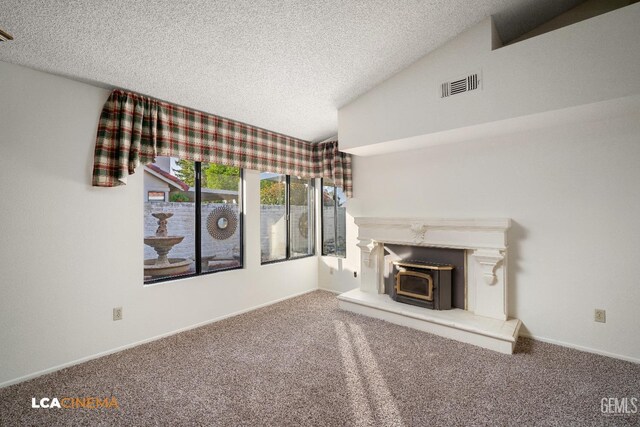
[520,332,640,364]
[7,288,635,388]
[0,288,317,389]
[317,287,342,294]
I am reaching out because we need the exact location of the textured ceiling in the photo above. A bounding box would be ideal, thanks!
[0,0,584,142]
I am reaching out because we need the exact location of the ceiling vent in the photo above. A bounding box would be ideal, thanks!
[440,72,481,98]
[0,28,14,42]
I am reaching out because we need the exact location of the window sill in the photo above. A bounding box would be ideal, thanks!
[143,264,243,287]
[321,254,346,259]
[261,253,316,266]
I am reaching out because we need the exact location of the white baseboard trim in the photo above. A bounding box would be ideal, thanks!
[520,332,640,364]
[317,287,342,294]
[7,288,635,389]
[0,288,317,389]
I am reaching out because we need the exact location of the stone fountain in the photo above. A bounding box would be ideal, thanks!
[144,213,192,277]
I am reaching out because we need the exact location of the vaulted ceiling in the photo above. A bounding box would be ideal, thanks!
[0,0,584,141]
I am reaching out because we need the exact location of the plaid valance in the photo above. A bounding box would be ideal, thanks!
[92,90,353,196]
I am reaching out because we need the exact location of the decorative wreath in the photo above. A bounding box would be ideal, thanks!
[298,212,309,238]
[207,205,238,240]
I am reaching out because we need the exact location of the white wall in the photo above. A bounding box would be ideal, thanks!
[0,61,318,386]
[318,211,360,294]
[328,1,640,362]
[322,113,640,361]
[338,3,640,154]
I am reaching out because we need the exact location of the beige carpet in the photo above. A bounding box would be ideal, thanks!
[1,290,639,426]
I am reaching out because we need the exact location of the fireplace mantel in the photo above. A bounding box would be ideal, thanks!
[337,216,521,354]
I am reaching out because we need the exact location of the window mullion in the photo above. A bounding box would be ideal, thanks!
[286,175,291,260]
[320,179,323,256]
[334,185,338,255]
[195,162,202,275]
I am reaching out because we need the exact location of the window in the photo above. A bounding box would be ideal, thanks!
[322,179,346,257]
[260,173,315,263]
[143,157,242,284]
[289,175,315,258]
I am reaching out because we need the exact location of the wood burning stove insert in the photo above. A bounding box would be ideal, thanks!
[391,261,453,310]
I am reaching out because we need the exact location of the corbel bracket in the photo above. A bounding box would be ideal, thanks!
[357,238,377,267]
[472,249,504,285]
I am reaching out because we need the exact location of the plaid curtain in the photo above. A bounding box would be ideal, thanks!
[92,90,353,197]
[311,140,352,195]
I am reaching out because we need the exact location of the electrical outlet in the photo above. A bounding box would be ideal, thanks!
[329,267,334,275]
[594,309,606,323]
[113,307,123,321]
[353,271,358,278]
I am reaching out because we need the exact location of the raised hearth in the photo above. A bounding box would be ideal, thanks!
[337,217,522,354]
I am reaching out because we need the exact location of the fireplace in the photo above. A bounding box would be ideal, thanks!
[391,260,453,309]
[384,244,464,311]
[337,217,522,354]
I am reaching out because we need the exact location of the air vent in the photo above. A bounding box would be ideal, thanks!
[0,28,14,42]
[441,72,481,98]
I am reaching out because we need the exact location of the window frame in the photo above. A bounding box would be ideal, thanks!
[260,174,316,265]
[144,161,244,285]
[321,178,346,258]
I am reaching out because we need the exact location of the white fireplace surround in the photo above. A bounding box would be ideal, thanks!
[337,217,522,354]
